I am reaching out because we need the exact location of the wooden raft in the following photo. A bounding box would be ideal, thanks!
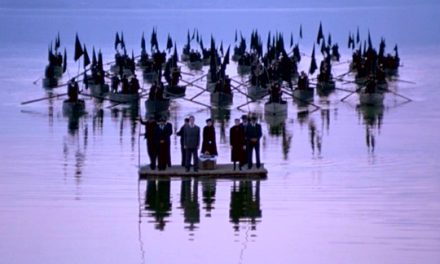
[138,163,267,180]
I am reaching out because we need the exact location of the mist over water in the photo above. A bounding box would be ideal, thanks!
[0,3,440,264]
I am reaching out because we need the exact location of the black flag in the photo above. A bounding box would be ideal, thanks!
[235,30,238,42]
[356,27,360,44]
[327,34,332,46]
[299,24,303,39]
[309,44,317,75]
[74,34,84,62]
[219,42,224,56]
[92,47,97,66]
[83,45,90,68]
[141,33,146,51]
[290,33,293,47]
[166,34,173,50]
[367,30,372,50]
[317,22,324,44]
[55,33,61,50]
[62,48,67,73]
[114,32,120,50]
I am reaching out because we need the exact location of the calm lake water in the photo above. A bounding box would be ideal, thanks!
[1,5,440,264]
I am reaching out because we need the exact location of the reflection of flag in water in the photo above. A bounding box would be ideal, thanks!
[309,44,317,75]
[74,34,83,62]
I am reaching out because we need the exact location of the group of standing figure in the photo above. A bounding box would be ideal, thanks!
[141,114,263,172]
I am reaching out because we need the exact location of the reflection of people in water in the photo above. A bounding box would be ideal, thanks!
[180,179,200,231]
[229,180,262,231]
[202,180,216,217]
[144,180,172,230]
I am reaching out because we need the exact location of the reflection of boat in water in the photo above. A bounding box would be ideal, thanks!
[145,98,170,113]
[164,85,186,98]
[357,104,384,127]
[247,85,268,100]
[108,92,140,104]
[211,92,233,106]
[89,83,109,96]
[293,88,314,101]
[359,91,385,106]
[316,80,335,95]
[264,101,287,116]
[62,99,85,117]
[264,110,287,135]
[210,106,231,121]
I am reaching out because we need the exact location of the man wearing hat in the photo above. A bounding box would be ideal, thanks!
[154,116,173,171]
[245,115,262,169]
[139,115,157,170]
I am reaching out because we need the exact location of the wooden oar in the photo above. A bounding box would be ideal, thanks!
[340,86,363,102]
[386,89,412,102]
[180,79,207,91]
[179,96,212,109]
[21,92,67,105]
[391,78,416,85]
[184,74,207,86]
[181,71,195,76]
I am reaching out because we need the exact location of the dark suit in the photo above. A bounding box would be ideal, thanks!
[154,122,173,170]
[140,119,157,169]
[184,124,200,171]
[177,124,188,166]
[245,122,262,169]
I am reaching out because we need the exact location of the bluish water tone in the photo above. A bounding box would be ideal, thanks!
[0,5,440,264]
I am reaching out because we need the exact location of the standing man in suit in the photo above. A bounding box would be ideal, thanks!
[154,116,173,171]
[176,117,190,167]
[184,115,200,172]
[139,115,157,170]
[245,116,262,169]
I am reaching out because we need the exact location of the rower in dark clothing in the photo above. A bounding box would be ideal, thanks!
[177,118,190,167]
[297,71,309,90]
[121,75,129,94]
[230,118,246,171]
[129,75,140,94]
[111,75,120,93]
[245,116,262,169]
[268,82,284,103]
[139,115,157,170]
[365,76,377,94]
[154,116,172,171]
[67,78,79,102]
[201,118,218,156]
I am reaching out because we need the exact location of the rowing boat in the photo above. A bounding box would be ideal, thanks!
[237,65,251,75]
[164,85,186,98]
[110,64,133,77]
[187,61,203,71]
[62,99,85,116]
[145,98,170,113]
[42,77,58,88]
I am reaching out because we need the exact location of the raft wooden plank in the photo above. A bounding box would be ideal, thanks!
[139,163,267,180]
